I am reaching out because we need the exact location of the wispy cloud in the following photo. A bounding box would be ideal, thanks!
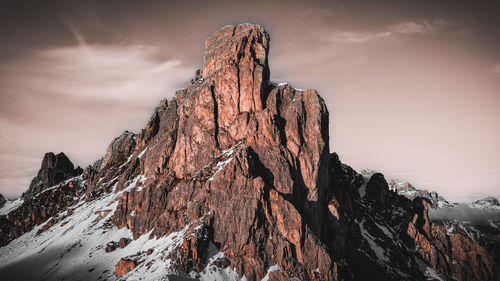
[389,19,448,34]
[324,31,392,43]
[0,40,194,198]
[322,19,449,44]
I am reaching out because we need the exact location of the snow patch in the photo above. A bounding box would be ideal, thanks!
[424,267,445,281]
[0,198,24,216]
[208,157,234,182]
[261,264,280,281]
[137,148,147,159]
[122,175,147,193]
[359,221,390,263]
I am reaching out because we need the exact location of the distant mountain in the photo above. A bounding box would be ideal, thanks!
[360,169,454,208]
[472,197,500,210]
[0,24,498,281]
[23,152,83,198]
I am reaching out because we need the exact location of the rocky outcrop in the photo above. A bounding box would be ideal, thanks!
[0,24,497,281]
[107,23,332,281]
[405,198,496,281]
[0,177,84,246]
[115,258,137,277]
[365,173,389,208]
[23,152,82,198]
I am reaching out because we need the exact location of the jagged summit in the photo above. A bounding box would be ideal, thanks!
[23,152,82,198]
[0,24,497,281]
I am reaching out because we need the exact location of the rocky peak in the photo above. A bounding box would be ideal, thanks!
[365,172,389,208]
[23,152,82,198]
[473,196,500,208]
[202,24,270,131]
[0,23,497,281]
[107,23,332,280]
[100,131,136,170]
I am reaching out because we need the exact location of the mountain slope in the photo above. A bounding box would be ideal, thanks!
[0,24,497,281]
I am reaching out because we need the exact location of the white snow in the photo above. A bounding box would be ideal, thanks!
[358,221,389,263]
[117,148,147,170]
[0,198,24,216]
[0,176,247,281]
[261,265,280,281]
[137,148,147,159]
[358,182,367,198]
[122,175,147,193]
[196,243,245,281]
[208,157,234,182]
[207,143,241,182]
[425,266,445,281]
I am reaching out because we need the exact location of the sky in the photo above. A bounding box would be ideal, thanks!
[0,0,499,202]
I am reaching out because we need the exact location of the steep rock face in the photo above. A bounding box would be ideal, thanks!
[23,152,82,198]
[0,24,497,281]
[107,24,332,281]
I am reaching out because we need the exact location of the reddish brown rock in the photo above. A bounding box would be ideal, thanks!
[105,242,117,253]
[2,23,498,281]
[23,152,82,198]
[106,23,332,281]
[118,237,129,249]
[404,198,496,281]
[115,258,136,277]
[0,178,84,246]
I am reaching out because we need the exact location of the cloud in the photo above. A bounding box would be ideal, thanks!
[429,203,500,225]
[390,21,434,34]
[0,42,195,198]
[322,19,448,44]
[324,30,392,43]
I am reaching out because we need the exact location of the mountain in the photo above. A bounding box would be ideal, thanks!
[361,169,500,280]
[0,24,498,281]
[360,169,454,209]
[472,197,500,210]
[23,152,83,198]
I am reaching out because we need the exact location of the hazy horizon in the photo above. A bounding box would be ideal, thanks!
[1,0,499,202]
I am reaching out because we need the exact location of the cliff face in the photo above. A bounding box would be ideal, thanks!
[106,24,333,280]
[0,24,497,281]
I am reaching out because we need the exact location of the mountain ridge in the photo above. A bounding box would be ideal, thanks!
[0,23,497,281]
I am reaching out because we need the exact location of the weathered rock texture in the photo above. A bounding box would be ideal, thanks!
[405,199,495,281]
[23,152,82,198]
[115,258,137,277]
[107,23,333,280]
[0,24,497,281]
[0,178,84,246]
